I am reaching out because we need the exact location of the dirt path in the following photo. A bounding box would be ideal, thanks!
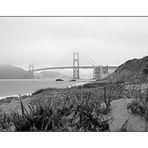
[109,98,146,132]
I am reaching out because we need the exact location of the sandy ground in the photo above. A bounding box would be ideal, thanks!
[109,98,147,132]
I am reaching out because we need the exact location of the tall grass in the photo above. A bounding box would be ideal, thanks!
[0,88,113,132]
[0,81,130,132]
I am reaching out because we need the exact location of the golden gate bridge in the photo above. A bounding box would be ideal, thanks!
[28,51,117,79]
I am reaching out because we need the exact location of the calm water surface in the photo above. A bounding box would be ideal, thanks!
[0,79,89,98]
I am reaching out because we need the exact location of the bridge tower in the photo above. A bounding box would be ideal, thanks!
[73,51,80,79]
[29,64,34,71]
[28,64,34,79]
[93,65,104,79]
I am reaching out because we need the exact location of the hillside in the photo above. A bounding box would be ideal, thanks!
[0,65,73,79]
[0,65,29,79]
[107,56,148,83]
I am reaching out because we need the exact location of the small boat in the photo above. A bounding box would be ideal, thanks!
[70,79,76,82]
[56,79,64,81]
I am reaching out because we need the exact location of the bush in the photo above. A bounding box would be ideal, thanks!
[127,100,145,116]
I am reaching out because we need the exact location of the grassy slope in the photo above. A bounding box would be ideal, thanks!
[0,80,147,131]
[107,56,148,83]
[0,86,114,131]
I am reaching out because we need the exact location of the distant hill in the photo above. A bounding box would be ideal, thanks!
[107,56,148,83]
[0,65,73,79]
[38,71,71,80]
[0,65,29,79]
[39,71,60,78]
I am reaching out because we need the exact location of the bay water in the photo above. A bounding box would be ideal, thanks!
[0,79,89,98]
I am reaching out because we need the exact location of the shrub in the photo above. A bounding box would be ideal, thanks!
[127,88,148,119]
[127,100,145,116]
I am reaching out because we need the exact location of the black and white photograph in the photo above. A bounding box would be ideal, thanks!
[0,16,148,132]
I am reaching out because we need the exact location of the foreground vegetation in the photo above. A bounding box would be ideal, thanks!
[127,88,148,121]
[0,81,148,132]
[0,81,126,132]
[0,99,112,132]
[0,91,112,131]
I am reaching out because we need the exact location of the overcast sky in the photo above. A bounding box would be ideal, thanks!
[0,17,148,70]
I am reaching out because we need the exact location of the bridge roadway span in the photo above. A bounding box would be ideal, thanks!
[31,66,118,72]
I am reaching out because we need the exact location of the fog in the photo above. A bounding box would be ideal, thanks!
[0,17,148,70]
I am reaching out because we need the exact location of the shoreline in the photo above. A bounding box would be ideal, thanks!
[0,80,96,115]
[0,80,93,101]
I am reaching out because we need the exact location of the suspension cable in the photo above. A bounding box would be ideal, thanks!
[53,51,72,67]
[80,51,97,66]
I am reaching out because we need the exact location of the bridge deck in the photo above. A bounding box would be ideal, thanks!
[31,66,118,72]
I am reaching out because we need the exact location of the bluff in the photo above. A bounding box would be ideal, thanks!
[107,56,148,83]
